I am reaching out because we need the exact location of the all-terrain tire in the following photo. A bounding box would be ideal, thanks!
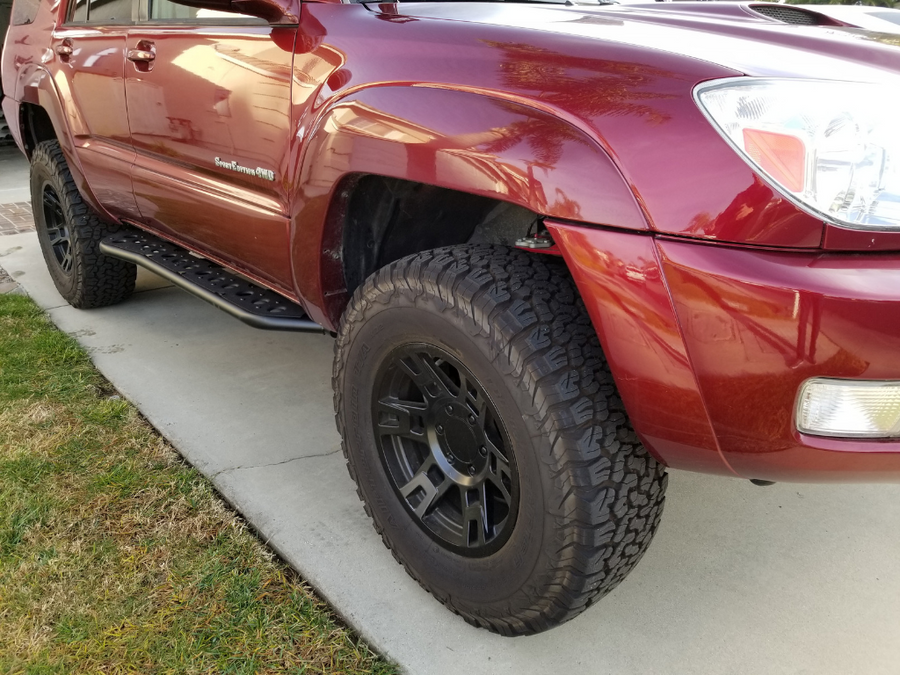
[30,140,135,308]
[333,244,667,636]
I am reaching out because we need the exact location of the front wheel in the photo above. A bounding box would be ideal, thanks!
[333,245,667,636]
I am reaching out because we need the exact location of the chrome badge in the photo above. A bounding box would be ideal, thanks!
[214,157,275,182]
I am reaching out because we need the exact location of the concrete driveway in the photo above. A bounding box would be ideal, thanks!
[1,154,899,673]
[0,144,31,203]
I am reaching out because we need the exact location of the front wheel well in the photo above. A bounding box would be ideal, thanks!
[335,174,542,308]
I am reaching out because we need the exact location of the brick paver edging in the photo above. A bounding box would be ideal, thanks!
[0,202,35,236]
[0,201,32,294]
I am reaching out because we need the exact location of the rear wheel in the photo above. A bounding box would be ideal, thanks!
[30,140,135,308]
[333,245,667,635]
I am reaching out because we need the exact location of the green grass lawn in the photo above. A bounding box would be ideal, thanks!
[0,293,396,674]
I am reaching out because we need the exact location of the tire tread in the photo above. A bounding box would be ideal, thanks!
[31,140,135,309]
[333,244,667,636]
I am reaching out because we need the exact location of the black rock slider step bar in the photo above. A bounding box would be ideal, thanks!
[100,231,326,333]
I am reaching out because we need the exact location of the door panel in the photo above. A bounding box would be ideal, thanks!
[50,25,140,220]
[124,23,297,289]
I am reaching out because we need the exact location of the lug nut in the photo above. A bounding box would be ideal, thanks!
[445,405,453,414]
[479,446,487,457]
[467,465,476,476]
[436,425,444,435]
[468,415,476,424]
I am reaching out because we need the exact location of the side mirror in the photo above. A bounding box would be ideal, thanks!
[171,0,299,24]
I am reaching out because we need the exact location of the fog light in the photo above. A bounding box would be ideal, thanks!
[796,379,900,438]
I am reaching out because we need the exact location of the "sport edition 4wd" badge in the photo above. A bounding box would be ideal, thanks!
[214,157,275,181]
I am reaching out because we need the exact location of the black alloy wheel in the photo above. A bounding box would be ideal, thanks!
[334,244,668,636]
[374,344,518,557]
[30,140,136,308]
[41,184,73,275]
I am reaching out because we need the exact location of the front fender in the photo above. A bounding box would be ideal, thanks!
[290,84,648,327]
[547,220,735,477]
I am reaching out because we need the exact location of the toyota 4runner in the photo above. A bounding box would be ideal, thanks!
[4,0,900,635]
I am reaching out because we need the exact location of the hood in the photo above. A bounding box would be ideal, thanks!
[390,1,900,84]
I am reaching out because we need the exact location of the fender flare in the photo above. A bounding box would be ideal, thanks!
[289,84,648,327]
[546,220,735,477]
[15,66,104,215]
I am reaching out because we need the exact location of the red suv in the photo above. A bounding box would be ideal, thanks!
[4,0,900,635]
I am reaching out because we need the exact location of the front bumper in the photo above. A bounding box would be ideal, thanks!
[549,220,900,483]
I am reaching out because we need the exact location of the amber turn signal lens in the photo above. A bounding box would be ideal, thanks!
[742,128,806,193]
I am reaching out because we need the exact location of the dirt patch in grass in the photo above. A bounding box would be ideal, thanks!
[0,294,396,674]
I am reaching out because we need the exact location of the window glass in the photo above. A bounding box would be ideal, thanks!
[149,0,256,21]
[86,0,132,21]
[12,0,42,25]
[69,0,88,21]
[870,11,900,26]
[149,0,195,20]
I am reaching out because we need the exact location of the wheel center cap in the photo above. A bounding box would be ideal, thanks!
[441,418,478,465]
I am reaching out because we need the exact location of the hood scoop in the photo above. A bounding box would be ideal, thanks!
[749,4,832,26]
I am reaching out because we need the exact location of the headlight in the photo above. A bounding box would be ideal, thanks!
[695,78,900,231]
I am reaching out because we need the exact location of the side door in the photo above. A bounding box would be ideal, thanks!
[124,0,297,290]
[51,0,140,221]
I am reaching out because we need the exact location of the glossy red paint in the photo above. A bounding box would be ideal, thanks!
[546,221,735,477]
[291,79,650,326]
[50,24,141,222]
[822,223,900,253]
[350,2,827,250]
[658,239,900,482]
[124,23,298,288]
[286,1,832,326]
[548,221,900,481]
[5,0,900,484]
[1,0,112,219]
[1,95,23,156]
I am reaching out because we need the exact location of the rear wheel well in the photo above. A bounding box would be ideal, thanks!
[335,175,541,312]
[19,104,57,157]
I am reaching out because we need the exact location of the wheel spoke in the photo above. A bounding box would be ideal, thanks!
[456,370,481,413]
[376,398,427,443]
[456,370,470,404]
[486,441,513,504]
[41,187,74,272]
[398,455,452,519]
[43,189,61,213]
[473,390,490,426]
[461,483,489,548]
[487,471,512,505]
[47,228,68,246]
[399,352,457,400]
